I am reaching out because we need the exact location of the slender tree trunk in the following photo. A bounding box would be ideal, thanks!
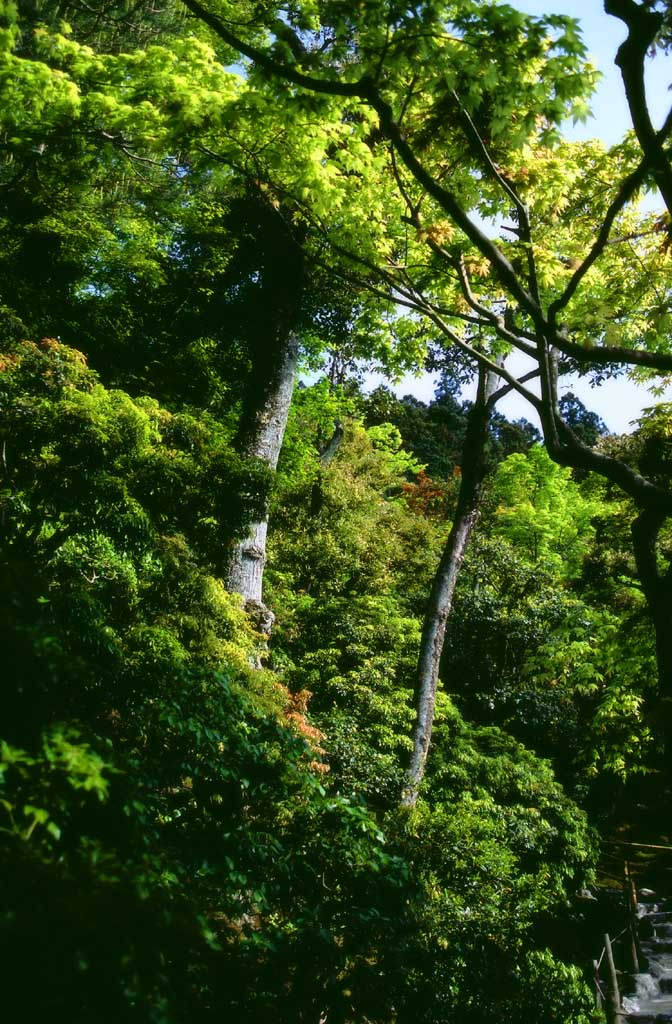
[401,365,499,808]
[400,502,479,808]
[310,419,344,519]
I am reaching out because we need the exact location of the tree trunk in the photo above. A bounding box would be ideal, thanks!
[401,365,499,808]
[631,507,672,744]
[225,196,305,635]
[227,330,300,632]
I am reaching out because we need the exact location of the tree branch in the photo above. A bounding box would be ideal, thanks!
[605,0,672,213]
[454,257,538,358]
[549,154,650,323]
[550,331,672,372]
[181,0,367,96]
[548,413,672,512]
[489,367,541,408]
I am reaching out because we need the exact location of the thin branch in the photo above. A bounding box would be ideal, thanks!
[447,89,543,305]
[364,88,542,320]
[489,367,541,408]
[454,257,538,357]
[391,146,422,223]
[450,89,526,219]
[181,0,367,96]
[418,307,544,411]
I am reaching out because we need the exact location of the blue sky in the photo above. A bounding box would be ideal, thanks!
[384,1,672,433]
[516,0,671,142]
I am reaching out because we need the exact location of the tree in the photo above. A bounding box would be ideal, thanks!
[181,0,672,749]
[558,393,608,449]
[1,7,609,1020]
[219,196,305,630]
[1,5,412,632]
[402,363,501,807]
[362,386,470,481]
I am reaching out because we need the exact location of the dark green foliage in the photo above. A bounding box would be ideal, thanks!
[558,392,609,448]
[0,5,632,1017]
[362,385,468,479]
[0,331,609,1023]
[0,339,418,1023]
[361,385,540,482]
[489,410,542,458]
[0,339,601,1023]
[440,445,658,796]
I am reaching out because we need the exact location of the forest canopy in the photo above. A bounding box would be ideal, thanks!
[2,1,672,1022]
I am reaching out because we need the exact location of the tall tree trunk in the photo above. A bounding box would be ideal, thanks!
[227,330,300,632]
[225,195,305,635]
[401,365,499,809]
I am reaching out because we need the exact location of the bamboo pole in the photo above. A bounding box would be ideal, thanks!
[624,860,642,974]
[593,959,604,1010]
[604,933,624,1024]
[603,839,672,852]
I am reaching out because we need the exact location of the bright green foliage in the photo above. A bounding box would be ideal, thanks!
[0,334,272,717]
[363,385,469,481]
[0,338,268,574]
[486,445,599,576]
[367,421,426,477]
[1,14,241,138]
[274,378,355,492]
[428,702,597,893]
[198,0,603,334]
[524,603,656,780]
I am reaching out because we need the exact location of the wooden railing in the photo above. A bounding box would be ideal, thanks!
[594,841,672,1023]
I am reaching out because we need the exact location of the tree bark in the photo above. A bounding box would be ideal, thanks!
[227,329,300,628]
[605,0,672,214]
[401,365,500,808]
[225,197,305,635]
